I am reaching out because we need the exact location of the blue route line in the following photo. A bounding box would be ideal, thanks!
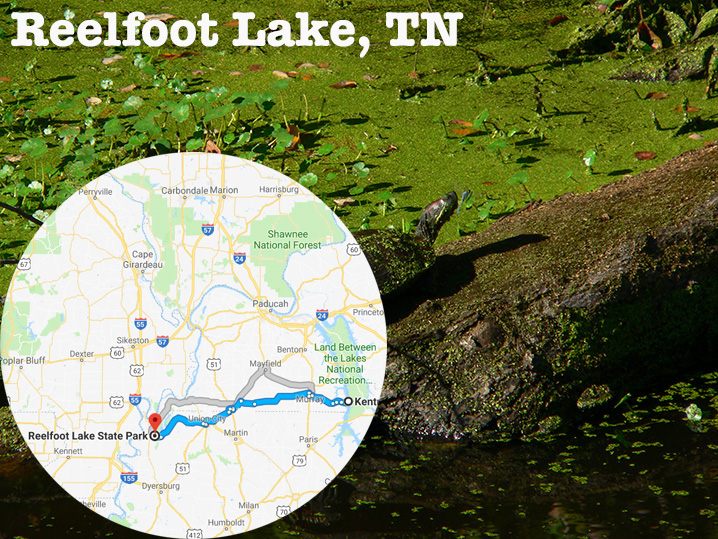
[157,390,347,438]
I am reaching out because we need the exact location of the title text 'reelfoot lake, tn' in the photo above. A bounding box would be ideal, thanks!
[11,11,464,57]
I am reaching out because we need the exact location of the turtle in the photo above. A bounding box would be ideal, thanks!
[354,191,459,297]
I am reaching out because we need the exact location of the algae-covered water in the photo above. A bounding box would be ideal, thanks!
[0,0,715,289]
[3,372,718,537]
[2,0,718,537]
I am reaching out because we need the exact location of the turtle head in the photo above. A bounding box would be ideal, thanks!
[415,191,459,243]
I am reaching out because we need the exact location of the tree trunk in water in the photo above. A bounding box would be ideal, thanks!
[378,144,718,440]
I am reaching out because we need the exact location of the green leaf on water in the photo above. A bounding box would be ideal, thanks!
[172,103,190,123]
[474,109,489,128]
[133,53,148,68]
[152,138,172,153]
[57,97,79,111]
[20,137,48,158]
[229,91,248,104]
[353,162,370,178]
[123,95,144,112]
[160,100,177,113]
[77,129,97,144]
[186,91,205,103]
[583,149,597,168]
[203,104,233,123]
[204,92,218,105]
[477,200,496,220]
[127,133,148,148]
[133,111,161,133]
[186,138,204,151]
[487,139,507,150]
[271,124,295,150]
[229,90,275,109]
[103,119,124,137]
[508,171,528,185]
[58,126,80,139]
[270,79,291,91]
[38,105,56,117]
[299,172,318,188]
[75,145,96,164]
[685,403,702,421]
[317,144,334,156]
[209,86,229,99]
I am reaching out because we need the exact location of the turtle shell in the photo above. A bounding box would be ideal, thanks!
[354,229,435,296]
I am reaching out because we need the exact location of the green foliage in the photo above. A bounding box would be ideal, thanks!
[0,53,361,221]
[583,149,597,173]
[20,138,47,158]
[352,162,370,178]
[376,190,396,216]
[692,8,718,40]
[186,139,204,151]
[299,173,318,188]
[270,79,291,92]
[487,139,507,150]
[477,200,497,221]
[508,171,528,186]
[317,144,334,156]
[684,403,702,421]
[474,109,489,128]
[123,95,144,111]
[509,171,533,200]
[271,124,295,150]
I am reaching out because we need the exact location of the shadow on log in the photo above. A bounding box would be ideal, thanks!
[379,143,718,440]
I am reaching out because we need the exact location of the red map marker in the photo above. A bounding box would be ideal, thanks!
[149,413,162,432]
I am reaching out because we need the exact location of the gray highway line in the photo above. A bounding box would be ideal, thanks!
[264,369,317,390]
[156,365,316,420]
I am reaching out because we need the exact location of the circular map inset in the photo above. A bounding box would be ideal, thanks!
[1,153,386,537]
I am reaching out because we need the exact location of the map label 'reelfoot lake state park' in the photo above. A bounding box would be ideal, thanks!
[0,153,387,538]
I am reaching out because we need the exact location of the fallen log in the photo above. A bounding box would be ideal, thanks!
[379,143,718,440]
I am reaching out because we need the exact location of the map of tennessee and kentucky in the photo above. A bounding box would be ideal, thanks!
[0,153,386,538]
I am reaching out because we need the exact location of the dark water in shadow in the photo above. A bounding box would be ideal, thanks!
[2,372,718,538]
